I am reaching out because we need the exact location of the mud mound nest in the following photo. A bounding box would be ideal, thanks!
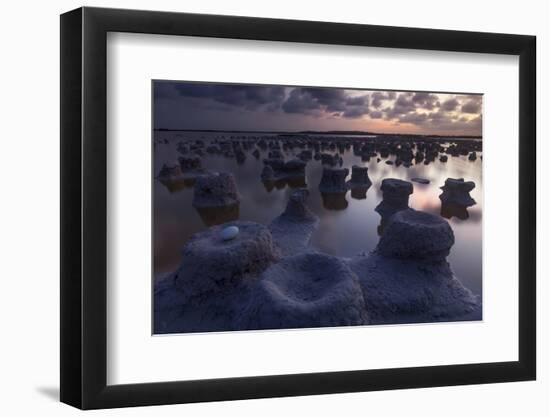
[239,253,368,329]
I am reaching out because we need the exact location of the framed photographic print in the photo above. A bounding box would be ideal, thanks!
[60,6,536,409]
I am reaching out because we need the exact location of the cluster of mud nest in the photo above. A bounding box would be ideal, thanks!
[155,177,481,334]
[158,144,477,219]
[157,134,482,171]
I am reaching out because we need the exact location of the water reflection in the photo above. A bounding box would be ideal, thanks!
[159,178,195,193]
[441,203,470,220]
[350,187,369,200]
[440,204,483,223]
[195,203,240,227]
[262,176,307,192]
[320,192,349,210]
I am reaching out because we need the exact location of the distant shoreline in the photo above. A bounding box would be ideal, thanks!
[154,128,482,140]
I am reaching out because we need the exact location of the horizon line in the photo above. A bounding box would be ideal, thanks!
[153,127,482,139]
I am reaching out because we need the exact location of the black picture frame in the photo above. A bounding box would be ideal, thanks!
[60,6,536,410]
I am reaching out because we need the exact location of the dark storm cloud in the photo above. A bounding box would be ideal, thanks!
[282,87,369,118]
[369,110,383,119]
[371,91,396,108]
[170,83,286,111]
[377,91,482,135]
[428,110,447,121]
[345,90,482,134]
[371,92,384,108]
[461,99,482,114]
[384,93,471,123]
[411,92,440,110]
[154,82,178,99]
[384,93,417,119]
[441,98,460,111]
[423,110,482,132]
[346,95,367,106]
[394,94,417,113]
[342,106,369,118]
[440,114,481,132]
[282,88,322,115]
[303,88,347,111]
[154,81,482,135]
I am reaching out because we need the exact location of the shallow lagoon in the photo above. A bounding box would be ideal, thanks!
[154,131,483,296]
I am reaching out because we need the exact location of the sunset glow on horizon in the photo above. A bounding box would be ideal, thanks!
[154,81,482,137]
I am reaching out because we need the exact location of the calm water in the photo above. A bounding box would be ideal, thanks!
[154,131,483,296]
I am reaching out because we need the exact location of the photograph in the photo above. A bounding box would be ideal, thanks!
[153,81,483,334]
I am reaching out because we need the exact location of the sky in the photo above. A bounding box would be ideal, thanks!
[153,81,482,137]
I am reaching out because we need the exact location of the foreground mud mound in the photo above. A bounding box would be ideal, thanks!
[238,253,369,330]
[174,221,279,302]
[350,209,480,324]
[377,209,455,261]
[155,206,481,334]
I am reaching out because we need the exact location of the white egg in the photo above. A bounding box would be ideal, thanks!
[221,225,239,241]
